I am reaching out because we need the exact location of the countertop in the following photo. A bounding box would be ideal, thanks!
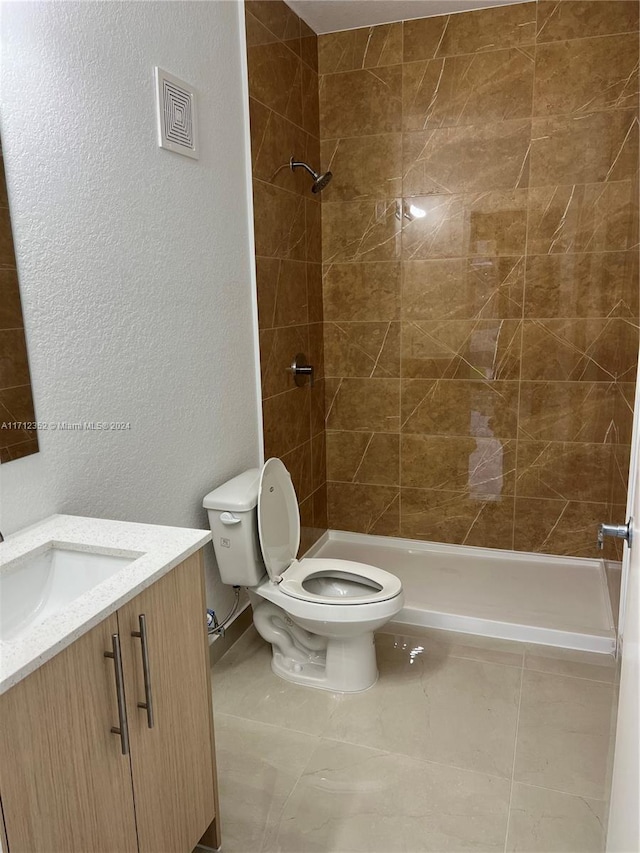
[0,514,211,693]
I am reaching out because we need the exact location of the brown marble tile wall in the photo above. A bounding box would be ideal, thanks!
[245,1,326,553]
[0,141,38,463]
[319,0,639,558]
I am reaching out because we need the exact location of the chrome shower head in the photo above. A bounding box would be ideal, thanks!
[311,170,333,193]
[290,157,333,194]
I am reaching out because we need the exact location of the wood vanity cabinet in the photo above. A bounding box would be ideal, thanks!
[0,550,221,853]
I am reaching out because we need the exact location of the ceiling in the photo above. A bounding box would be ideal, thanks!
[287,0,524,34]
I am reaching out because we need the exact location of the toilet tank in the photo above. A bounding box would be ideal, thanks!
[202,469,265,586]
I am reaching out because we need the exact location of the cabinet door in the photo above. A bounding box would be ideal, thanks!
[0,614,139,852]
[118,551,219,853]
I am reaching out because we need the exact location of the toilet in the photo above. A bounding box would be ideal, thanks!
[203,458,404,692]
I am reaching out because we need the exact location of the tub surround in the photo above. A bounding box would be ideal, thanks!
[317,1,640,559]
[243,0,639,563]
[244,0,328,555]
[0,515,211,692]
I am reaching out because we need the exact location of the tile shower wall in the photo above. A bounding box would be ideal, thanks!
[319,1,640,557]
[244,0,327,552]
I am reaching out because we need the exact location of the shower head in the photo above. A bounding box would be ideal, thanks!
[311,170,333,193]
[290,157,333,194]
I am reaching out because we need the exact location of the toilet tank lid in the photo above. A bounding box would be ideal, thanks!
[202,469,261,512]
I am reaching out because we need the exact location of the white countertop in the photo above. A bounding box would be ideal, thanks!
[0,514,211,694]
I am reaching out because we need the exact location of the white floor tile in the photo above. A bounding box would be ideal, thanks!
[514,670,616,798]
[506,783,607,853]
[272,738,511,852]
[214,713,319,853]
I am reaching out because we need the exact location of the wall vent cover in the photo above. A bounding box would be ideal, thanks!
[154,67,199,160]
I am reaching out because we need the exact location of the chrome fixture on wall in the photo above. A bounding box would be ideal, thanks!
[287,353,314,387]
[290,157,332,193]
[597,520,632,550]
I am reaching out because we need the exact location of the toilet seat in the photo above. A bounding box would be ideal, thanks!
[258,459,402,606]
[280,558,402,604]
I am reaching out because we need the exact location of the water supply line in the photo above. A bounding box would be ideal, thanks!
[207,586,241,637]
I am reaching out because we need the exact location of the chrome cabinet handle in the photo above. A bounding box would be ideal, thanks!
[131,614,155,729]
[104,633,130,755]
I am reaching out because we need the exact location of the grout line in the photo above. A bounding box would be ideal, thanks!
[327,191,638,211]
[504,664,525,853]
[378,640,526,671]
[216,701,611,814]
[246,9,318,74]
[315,247,638,264]
[529,26,640,50]
[327,437,628,453]
[217,705,609,801]
[220,704,516,785]
[512,25,536,550]
[253,175,321,204]
[324,432,629,450]
[318,27,639,78]
[318,106,638,144]
[522,663,616,685]
[318,180,636,203]
[380,627,614,682]
[248,93,321,140]
[214,708,324,742]
[399,149,405,529]
[303,194,315,449]
[318,730,518,783]
[323,480,618,510]
[506,779,609,803]
[320,324,635,332]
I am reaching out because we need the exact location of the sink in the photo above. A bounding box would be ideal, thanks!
[0,545,139,642]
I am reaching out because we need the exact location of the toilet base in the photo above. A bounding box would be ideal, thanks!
[252,601,379,692]
[271,632,378,693]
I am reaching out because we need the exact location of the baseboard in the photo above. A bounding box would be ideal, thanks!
[208,602,252,667]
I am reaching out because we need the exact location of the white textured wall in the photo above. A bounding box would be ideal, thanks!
[0,0,261,615]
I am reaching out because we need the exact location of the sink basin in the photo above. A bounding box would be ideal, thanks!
[0,545,139,642]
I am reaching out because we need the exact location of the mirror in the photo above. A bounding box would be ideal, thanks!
[0,134,39,462]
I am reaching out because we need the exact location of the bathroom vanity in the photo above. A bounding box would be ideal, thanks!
[0,516,220,853]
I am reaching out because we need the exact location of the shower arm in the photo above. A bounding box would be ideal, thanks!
[290,158,319,180]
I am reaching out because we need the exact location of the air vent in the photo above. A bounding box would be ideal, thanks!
[154,67,199,160]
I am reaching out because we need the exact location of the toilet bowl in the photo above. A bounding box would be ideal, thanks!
[203,459,404,692]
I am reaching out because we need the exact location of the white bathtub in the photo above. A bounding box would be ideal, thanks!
[306,530,617,654]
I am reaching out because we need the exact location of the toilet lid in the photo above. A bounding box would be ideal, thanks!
[257,458,301,581]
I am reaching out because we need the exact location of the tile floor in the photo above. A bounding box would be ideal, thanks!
[211,624,619,853]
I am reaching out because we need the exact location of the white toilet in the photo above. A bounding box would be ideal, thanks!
[203,458,404,692]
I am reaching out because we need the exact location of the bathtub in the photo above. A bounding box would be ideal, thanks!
[306,530,617,654]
